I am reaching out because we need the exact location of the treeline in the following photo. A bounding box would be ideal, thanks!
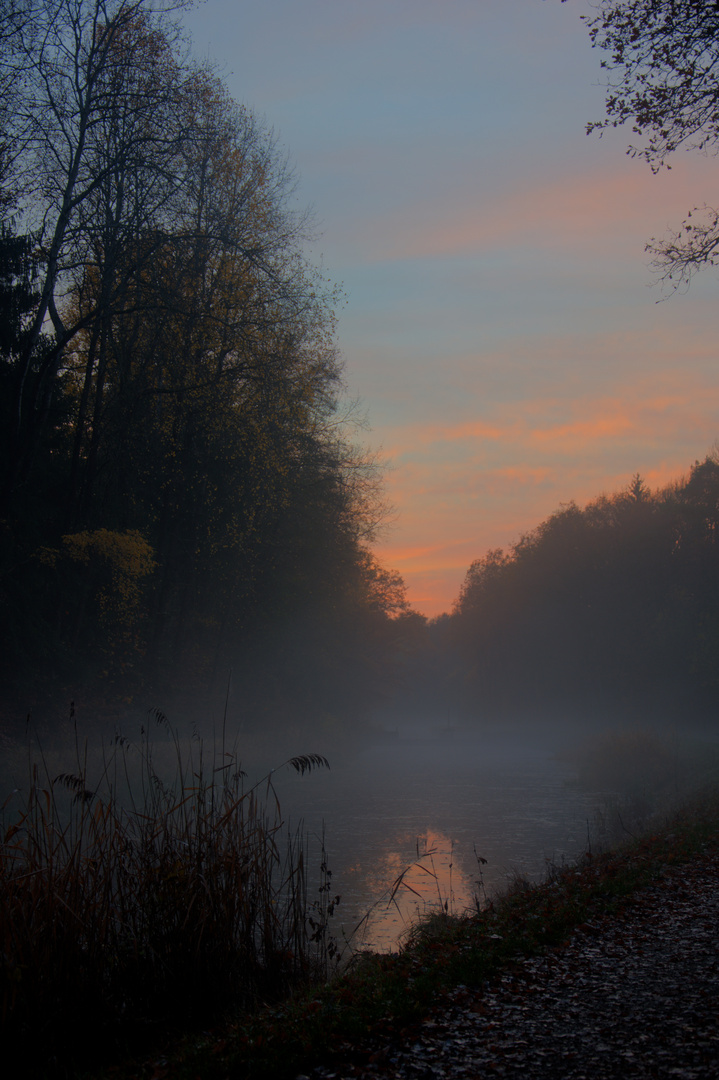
[445,458,719,721]
[0,0,412,729]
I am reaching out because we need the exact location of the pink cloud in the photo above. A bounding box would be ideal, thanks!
[382,378,719,463]
[529,411,636,449]
[353,153,719,264]
[372,373,719,616]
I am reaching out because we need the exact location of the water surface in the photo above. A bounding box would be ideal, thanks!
[275,730,604,952]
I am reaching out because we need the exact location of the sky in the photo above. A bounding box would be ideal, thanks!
[182,0,719,617]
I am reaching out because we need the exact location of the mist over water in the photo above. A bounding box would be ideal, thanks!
[272,727,617,952]
[4,706,716,960]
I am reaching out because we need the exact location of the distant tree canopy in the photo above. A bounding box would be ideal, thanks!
[449,456,719,721]
[572,0,719,285]
[0,0,409,728]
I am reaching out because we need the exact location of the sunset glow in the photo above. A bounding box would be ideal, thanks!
[183,0,719,618]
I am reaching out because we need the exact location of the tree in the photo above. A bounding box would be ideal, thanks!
[0,0,191,503]
[447,454,719,720]
[574,0,719,286]
[58,59,350,684]
[0,0,403,722]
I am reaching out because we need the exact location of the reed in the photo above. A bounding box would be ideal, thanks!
[0,709,335,1075]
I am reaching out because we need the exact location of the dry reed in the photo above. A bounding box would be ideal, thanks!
[0,709,335,1075]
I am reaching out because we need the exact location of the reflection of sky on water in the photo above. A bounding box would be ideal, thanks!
[272,733,603,953]
[354,827,476,951]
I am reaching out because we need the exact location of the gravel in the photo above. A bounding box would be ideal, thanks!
[297,847,719,1079]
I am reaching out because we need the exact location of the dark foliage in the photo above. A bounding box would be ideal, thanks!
[447,456,719,720]
[0,1,410,730]
[0,720,336,1077]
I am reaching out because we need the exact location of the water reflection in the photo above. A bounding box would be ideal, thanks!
[355,827,476,950]
[275,731,603,953]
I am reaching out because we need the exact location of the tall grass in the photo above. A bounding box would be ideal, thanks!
[0,709,336,1075]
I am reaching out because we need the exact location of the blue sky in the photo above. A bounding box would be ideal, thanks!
[182,0,719,615]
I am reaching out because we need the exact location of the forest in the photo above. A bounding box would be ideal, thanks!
[0,0,419,735]
[5,4,719,1075]
[3,0,719,742]
[409,458,719,726]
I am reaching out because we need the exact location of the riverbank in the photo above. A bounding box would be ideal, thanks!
[302,840,719,1078]
[103,786,719,1080]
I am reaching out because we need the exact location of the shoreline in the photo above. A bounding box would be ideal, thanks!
[104,786,719,1080]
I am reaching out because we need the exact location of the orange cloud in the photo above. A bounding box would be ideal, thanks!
[371,374,719,617]
[379,538,477,570]
[383,380,719,462]
[353,153,718,264]
[485,465,555,487]
[529,412,635,447]
[395,419,507,448]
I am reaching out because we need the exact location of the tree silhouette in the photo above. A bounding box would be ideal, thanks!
[571,0,719,286]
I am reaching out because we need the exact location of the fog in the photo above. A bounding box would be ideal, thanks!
[6,702,716,956]
[271,718,719,952]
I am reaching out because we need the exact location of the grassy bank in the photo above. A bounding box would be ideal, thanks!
[103,783,719,1080]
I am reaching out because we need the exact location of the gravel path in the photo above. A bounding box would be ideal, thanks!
[297,848,719,1079]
